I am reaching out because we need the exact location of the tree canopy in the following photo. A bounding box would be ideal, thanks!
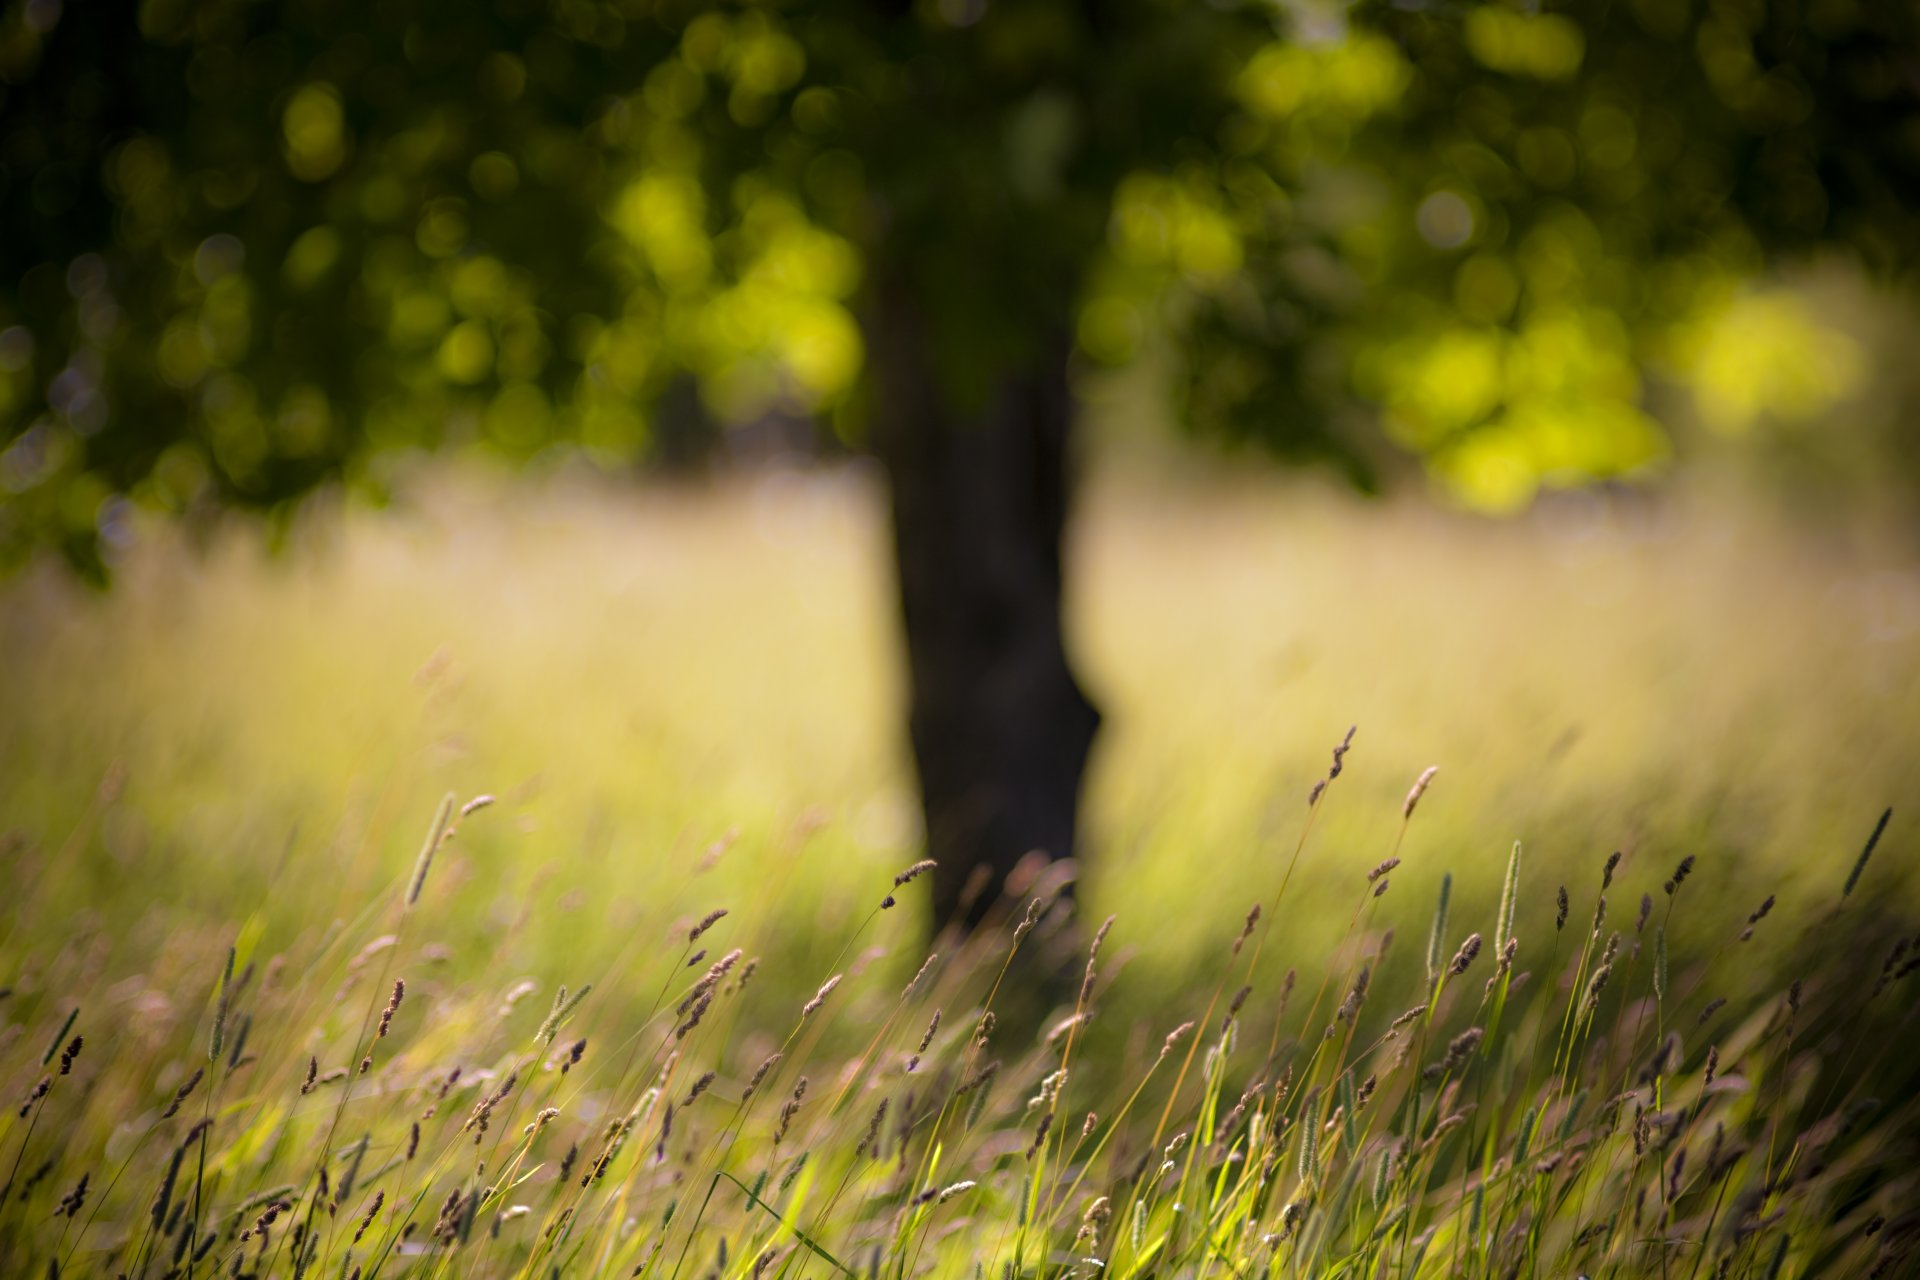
[3,0,1915,576]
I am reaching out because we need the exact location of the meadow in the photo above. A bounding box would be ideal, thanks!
[1,461,1917,1278]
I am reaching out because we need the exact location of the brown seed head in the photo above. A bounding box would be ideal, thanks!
[1336,966,1371,1024]
[892,859,937,889]
[1328,725,1356,779]
[1161,1020,1196,1058]
[1025,1109,1054,1161]
[378,980,405,1038]
[744,1052,782,1100]
[774,1077,809,1144]
[799,975,840,1020]
[858,1096,890,1158]
[902,954,938,998]
[1013,897,1044,943]
[1233,905,1262,955]
[674,989,713,1040]
[1402,766,1438,820]
[1663,856,1696,896]
[1448,933,1482,977]
[352,1190,385,1244]
[163,1067,203,1119]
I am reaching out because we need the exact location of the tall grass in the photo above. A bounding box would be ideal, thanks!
[2,751,1915,1277]
[2,468,1918,1275]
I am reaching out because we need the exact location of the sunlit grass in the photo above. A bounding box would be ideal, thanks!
[1,461,1916,1276]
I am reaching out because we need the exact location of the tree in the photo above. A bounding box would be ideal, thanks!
[3,0,1917,929]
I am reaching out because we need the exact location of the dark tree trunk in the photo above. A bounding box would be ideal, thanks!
[869,282,1101,933]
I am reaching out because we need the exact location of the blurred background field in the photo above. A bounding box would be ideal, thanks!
[5,0,1920,1008]
[5,452,1915,1020]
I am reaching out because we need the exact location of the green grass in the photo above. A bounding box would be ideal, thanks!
[1,463,1917,1277]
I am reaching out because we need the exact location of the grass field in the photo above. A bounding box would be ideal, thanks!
[2,461,1917,1277]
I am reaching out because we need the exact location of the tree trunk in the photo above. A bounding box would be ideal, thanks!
[869,282,1101,933]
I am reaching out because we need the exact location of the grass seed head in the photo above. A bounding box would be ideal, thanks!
[1329,725,1356,779]
[1403,765,1439,819]
[902,953,938,998]
[55,1171,89,1218]
[1161,1020,1196,1059]
[1012,896,1045,943]
[689,908,728,942]
[352,1191,385,1245]
[674,988,712,1039]
[1234,904,1261,954]
[162,1067,203,1118]
[1443,1026,1484,1070]
[377,979,404,1038]
[1025,1109,1054,1160]
[1448,933,1482,977]
[773,1077,808,1143]
[744,1052,782,1099]
[1337,966,1371,1023]
[858,1096,890,1158]
[916,1008,942,1054]
[891,859,937,893]
[1664,855,1696,896]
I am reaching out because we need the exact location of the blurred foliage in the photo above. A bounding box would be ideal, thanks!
[2,0,1918,574]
